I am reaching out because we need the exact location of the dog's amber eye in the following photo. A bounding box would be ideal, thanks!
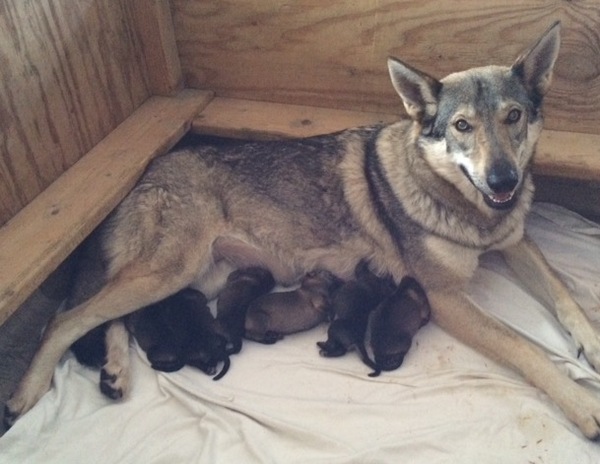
[506,109,522,124]
[454,119,471,132]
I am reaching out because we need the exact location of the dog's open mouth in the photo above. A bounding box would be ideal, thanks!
[460,166,519,210]
[487,191,514,205]
[482,189,518,210]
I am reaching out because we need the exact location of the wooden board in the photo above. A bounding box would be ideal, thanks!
[0,0,152,227]
[192,96,600,181]
[193,97,399,140]
[0,90,213,327]
[535,131,600,181]
[173,0,600,136]
[131,0,183,96]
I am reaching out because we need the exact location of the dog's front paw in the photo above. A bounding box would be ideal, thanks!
[568,389,600,440]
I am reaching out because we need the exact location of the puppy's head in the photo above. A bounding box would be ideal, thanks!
[373,340,410,371]
[388,22,561,212]
[303,269,342,292]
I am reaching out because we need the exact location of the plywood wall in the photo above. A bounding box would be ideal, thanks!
[172,0,600,136]
[0,0,151,226]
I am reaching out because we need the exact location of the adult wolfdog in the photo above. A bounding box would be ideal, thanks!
[7,21,600,439]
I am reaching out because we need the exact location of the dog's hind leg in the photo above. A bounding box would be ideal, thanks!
[428,289,600,440]
[99,319,131,399]
[4,262,198,427]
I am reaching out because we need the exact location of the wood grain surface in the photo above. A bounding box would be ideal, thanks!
[192,96,600,181]
[131,0,183,96]
[173,0,600,135]
[0,0,151,226]
[0,90,213,327]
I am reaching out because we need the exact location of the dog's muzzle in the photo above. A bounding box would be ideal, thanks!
[461,159,520,210]
[485,159,519,209]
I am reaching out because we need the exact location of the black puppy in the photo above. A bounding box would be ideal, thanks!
[129,288,231,380]
[368,276,430,377]
[215,266,275,353]
[317,261,394,371]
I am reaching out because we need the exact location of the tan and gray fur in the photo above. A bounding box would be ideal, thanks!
[7,22,600,440]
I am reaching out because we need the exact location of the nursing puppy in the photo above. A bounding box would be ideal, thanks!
[215,267,275,353]
[128,288,230,380]
[368,276,431,377]
[9,23,600,441]
[317,261,394,371]
[244,270,340,344]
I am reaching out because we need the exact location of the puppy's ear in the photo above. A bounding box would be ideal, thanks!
[512,21,561,101]
[387,57,441,133]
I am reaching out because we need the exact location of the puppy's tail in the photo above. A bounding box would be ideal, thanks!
[368,367,382,378]
[213,355,231,381]
[356,343,379,376]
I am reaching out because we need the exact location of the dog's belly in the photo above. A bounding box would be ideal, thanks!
[212,235,300,284]
[211,234,370,285]
[192,234,364,299]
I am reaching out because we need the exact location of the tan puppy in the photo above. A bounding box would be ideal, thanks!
[244,270,340,344]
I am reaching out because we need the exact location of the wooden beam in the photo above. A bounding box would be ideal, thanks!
[131,0,183,96]
[192,97,399,140]
[0,90,213,326]
[535,131,600,181]
[192,97,600,181]
[173,1,600,135]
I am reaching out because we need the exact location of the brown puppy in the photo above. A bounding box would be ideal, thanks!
[215,267,276,354]
[244,270,341,344]
[317,261,394,371]
[369,276,430,377]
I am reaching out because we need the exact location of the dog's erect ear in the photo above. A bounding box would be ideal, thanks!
[388,57,441,131]
[512,21,561,100]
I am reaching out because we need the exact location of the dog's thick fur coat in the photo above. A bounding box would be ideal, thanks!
[6,22,600,439]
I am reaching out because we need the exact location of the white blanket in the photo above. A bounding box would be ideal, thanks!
[2,203,600,463]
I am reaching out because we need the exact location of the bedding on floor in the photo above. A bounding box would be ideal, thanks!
[1,203,600,463]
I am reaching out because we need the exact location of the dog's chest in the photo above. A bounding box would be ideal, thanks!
[419,236,481,286]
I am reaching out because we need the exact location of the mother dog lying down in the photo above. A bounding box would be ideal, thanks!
[6,21,600,439]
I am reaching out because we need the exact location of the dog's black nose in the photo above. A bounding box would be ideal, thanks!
[487,159,518,193]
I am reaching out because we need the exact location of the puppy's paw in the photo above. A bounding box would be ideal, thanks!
[259,331,283,345]
[147,343,185,373]
[316,341,345,358]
